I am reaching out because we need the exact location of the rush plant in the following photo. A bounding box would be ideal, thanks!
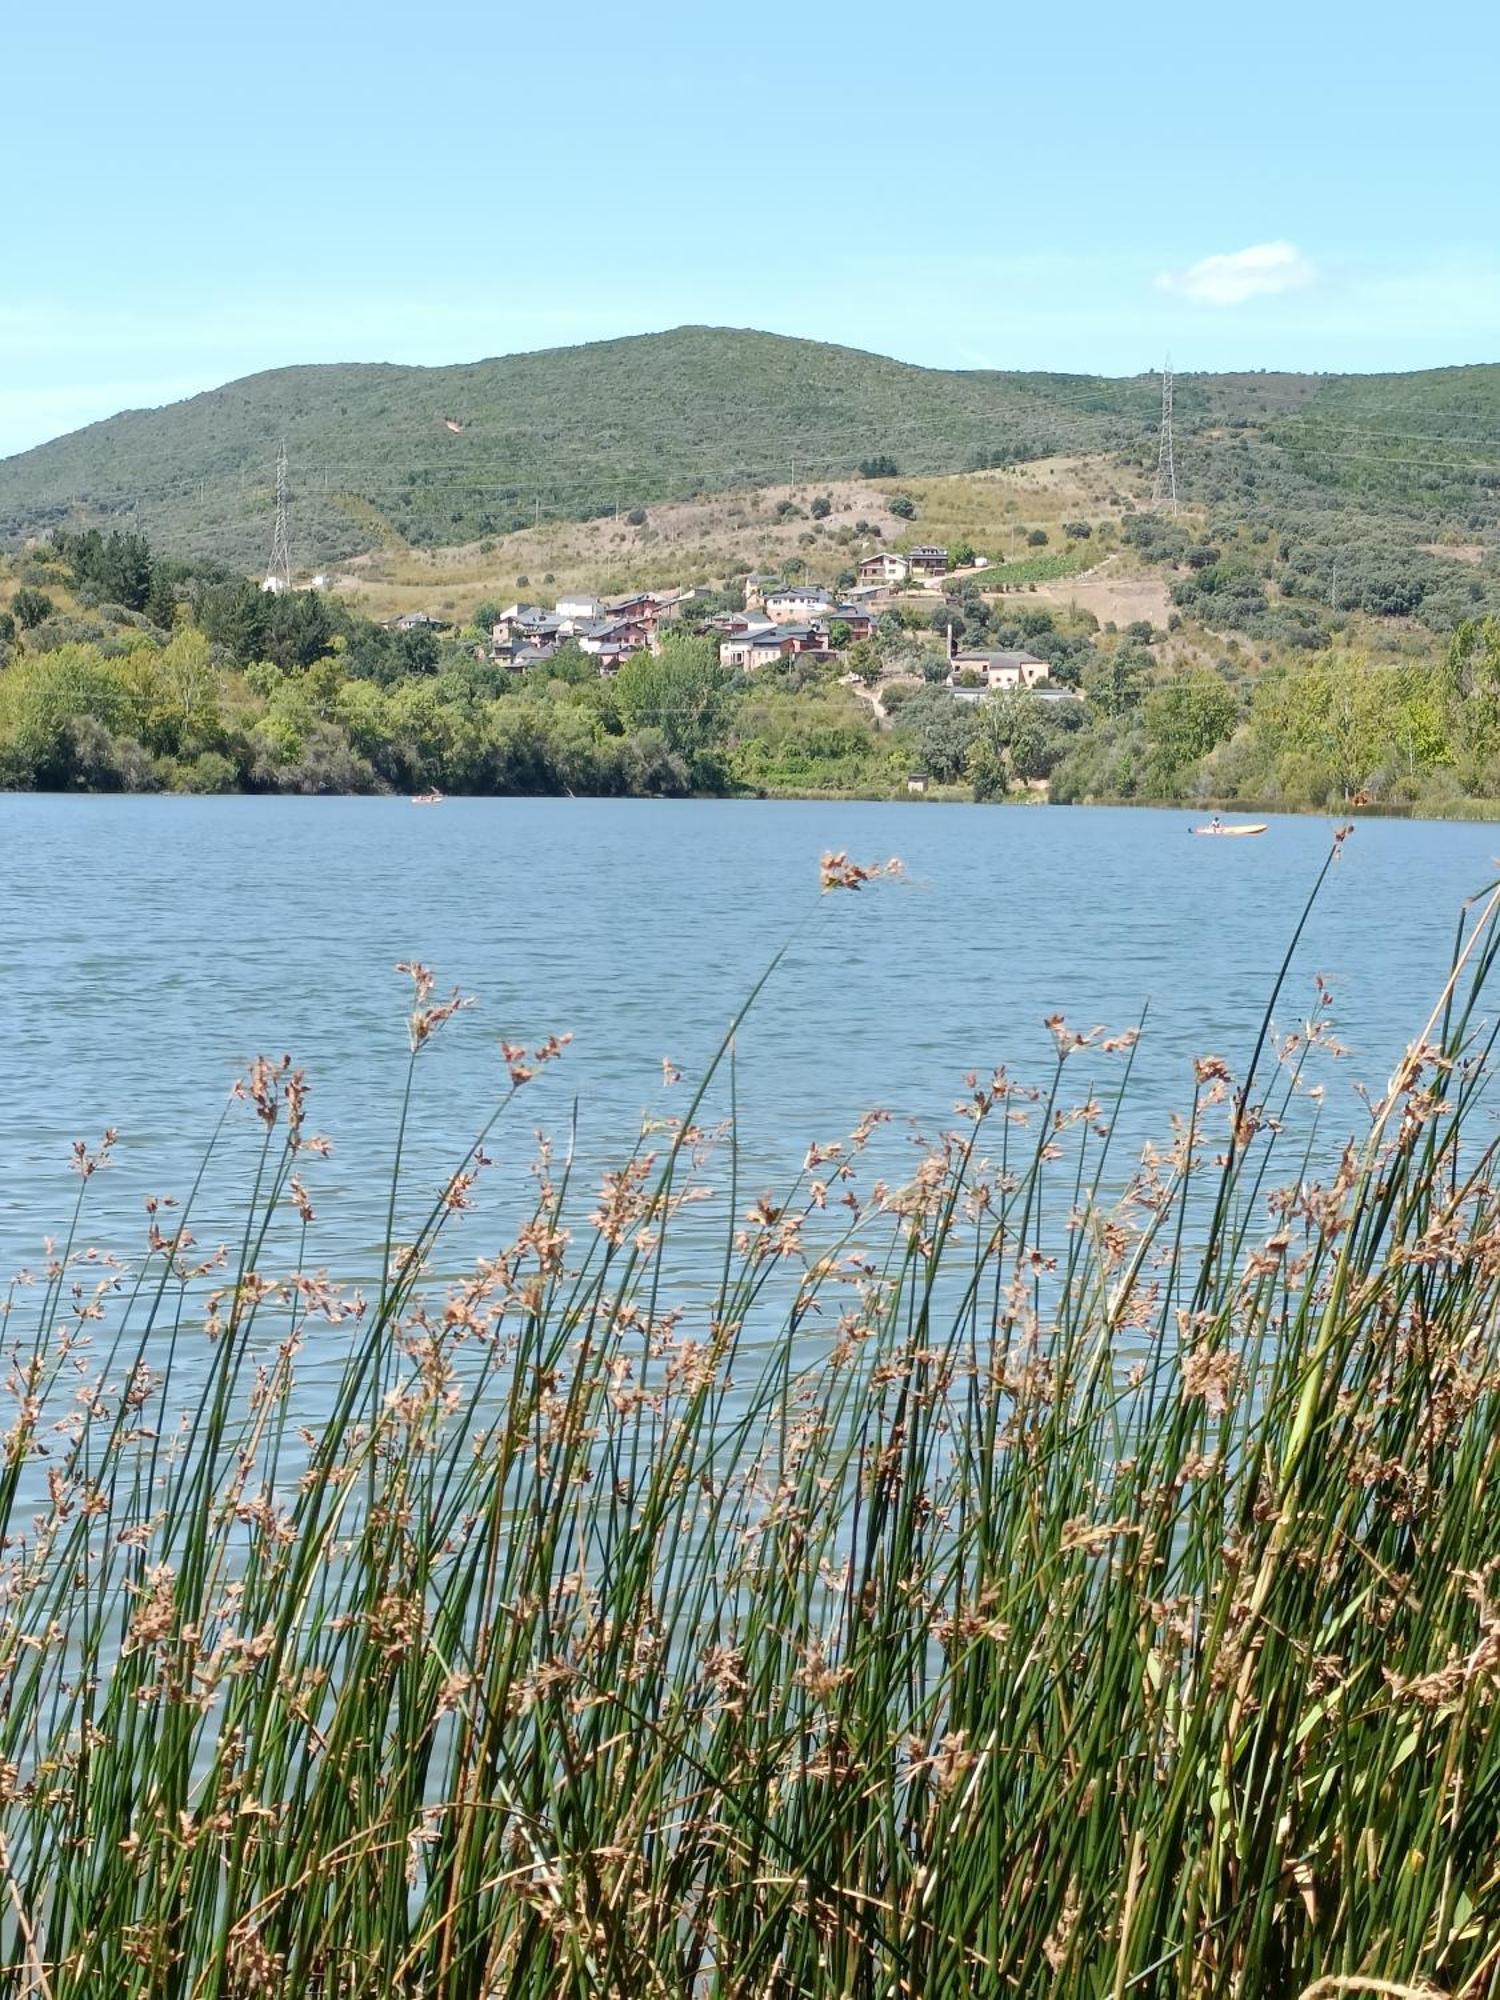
[1,842,1498,1997]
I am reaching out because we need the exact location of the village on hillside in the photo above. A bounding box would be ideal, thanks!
[383,539,1088,705]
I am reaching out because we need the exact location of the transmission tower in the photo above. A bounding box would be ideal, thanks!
[1152,357,1178,512]
[265,438,293,592]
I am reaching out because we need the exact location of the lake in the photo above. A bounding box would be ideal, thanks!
[3,795,1497,1285]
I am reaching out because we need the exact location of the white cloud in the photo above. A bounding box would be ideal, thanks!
[1157,241,1318,307]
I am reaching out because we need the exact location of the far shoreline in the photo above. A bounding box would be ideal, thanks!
[7,785,1500,824]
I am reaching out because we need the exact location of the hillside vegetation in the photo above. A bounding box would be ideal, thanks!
[10,327,1500,577]
[6,522,1500,817]
[6,326,1500,817]
[0,329,1163,568]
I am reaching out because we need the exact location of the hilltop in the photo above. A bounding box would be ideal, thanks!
[0,328,1166,568]
[1,327,1497,581]
[0,327,1321,570]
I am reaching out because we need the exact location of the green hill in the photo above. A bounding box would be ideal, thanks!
[1,326,1497,573]
[0,328,1174,570]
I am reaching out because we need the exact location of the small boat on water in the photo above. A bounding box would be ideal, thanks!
[1191,820,1266,838]
[410,789,445,806]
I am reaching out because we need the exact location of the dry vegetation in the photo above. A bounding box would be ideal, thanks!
[4,850,1500,1993]
[1026,560,1175,629]
[333,479,907,622]
[332,459,1161,625]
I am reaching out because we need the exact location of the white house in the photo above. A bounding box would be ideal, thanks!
[857,552,910,586]
[556,593,603,623]
[764,585,834,624]
[949,649,1049,691]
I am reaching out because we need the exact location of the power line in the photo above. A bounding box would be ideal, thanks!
[30,370,1500,563]
[265,439,292,591]
[1152,358,1177,513]
[92,414,1500,511]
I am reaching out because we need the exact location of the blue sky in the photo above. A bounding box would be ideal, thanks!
[2,0,1497,457]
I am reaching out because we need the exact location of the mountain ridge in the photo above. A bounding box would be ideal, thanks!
[2,326,1496,572]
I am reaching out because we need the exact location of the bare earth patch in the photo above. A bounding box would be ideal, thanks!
[1019,558,1173,629]
[1420,542,1487,565]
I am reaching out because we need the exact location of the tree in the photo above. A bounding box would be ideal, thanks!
[968,740,1009,801]
[198,581,269,663]
[1063,521,1093,540]
[895,688,976,782]
[264,589,332,670]
[1249,649,1442,801]
[888,494,916,521]
[397,629,441,677]
[96,530,153,609]
[615,635,733,776]
[810,496,832,521]
[146,568,177,631]
[1087,652,1148,720]
[12,588,54,629]
[1143,670,1238,781]
[0,643,134,786]
[846,641,881,685]
[61,528,154,610]
[977,689,1085,783]
[536,644,596,687]
[473,600,504,634]
[950,541,976,570]
[1444,616,1500,708]
[1026,529,1048,548]
[859,455,898,479]
[626,508,647,527]
[149,629,221,755]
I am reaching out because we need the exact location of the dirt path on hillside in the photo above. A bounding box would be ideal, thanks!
[845,678,890,721]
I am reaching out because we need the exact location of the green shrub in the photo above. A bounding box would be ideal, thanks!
[11,586,55,628]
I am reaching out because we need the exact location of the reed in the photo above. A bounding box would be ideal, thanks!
[2,846,1499,1997]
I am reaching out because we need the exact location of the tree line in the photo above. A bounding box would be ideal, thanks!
[5,526,1500,813]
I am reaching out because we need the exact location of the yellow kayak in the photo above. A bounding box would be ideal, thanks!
[1192,822,1267,837]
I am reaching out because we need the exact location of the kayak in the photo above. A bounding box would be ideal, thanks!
[1192,823,1266,837]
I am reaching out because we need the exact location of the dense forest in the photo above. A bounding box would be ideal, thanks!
[3,523,1500,815]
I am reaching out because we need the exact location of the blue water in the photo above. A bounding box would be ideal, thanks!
[2,796,1496,1282]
